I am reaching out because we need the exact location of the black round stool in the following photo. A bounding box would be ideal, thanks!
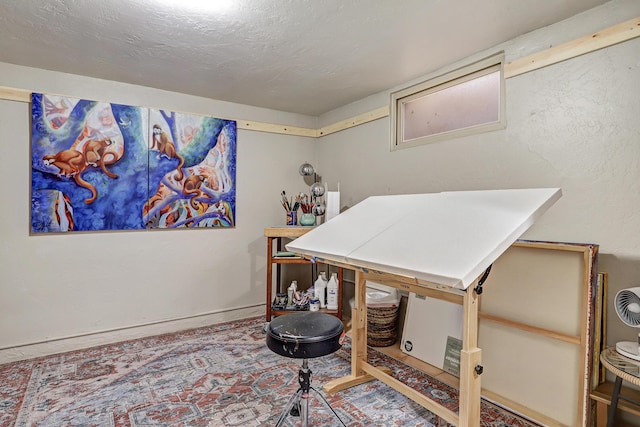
[266,312,346,427]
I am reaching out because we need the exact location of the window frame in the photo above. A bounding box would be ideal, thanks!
[390,52,506,151]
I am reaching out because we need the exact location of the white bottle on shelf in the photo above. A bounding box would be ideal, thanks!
[288,280,297,305]
[327,272,339,310]
[314,272,328,308]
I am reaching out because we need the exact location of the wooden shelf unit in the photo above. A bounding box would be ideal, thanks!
[264,226,343,320]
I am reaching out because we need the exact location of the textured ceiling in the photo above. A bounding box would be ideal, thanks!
[0,0,610,115]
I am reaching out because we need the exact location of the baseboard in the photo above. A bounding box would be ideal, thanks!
[0,304,265,364]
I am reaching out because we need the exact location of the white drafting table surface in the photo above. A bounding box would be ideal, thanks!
[286,188,562,290]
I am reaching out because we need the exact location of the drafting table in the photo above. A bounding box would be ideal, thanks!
[286,188,562,427]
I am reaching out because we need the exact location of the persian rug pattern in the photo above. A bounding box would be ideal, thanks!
[0,317,539,426]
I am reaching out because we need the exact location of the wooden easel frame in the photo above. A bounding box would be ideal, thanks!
[283,190,564,426]
[322,265,484,427]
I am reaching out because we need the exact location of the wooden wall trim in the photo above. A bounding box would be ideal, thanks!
[1,16,637,138]
[504,16,640,79]
[236,120,317,137]
[317,106,390,137]
[0,86,30,103]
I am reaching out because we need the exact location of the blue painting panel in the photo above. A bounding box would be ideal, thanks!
[144,109,236,228]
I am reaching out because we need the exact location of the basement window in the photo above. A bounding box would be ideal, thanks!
[390,53,505,151]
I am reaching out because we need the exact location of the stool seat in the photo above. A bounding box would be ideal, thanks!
[267,312,344,359]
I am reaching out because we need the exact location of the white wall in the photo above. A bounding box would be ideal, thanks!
[0,63,317,361]
[317,0,640,363]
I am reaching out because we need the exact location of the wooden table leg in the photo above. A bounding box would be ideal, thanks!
[459,284,482,427]
[595,400,607,427]
[266,237,274,321]
[337,266,344,319]
[324,270,379,393]
[276,237,282,293]
[352,270,367,377]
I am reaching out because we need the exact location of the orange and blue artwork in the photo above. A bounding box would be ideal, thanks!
[30,93,236,232]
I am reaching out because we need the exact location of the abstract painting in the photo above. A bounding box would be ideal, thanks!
[30,93,236,233]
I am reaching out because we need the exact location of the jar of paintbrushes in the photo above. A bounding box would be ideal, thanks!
[297,193,315,226]
[281,191,299,225]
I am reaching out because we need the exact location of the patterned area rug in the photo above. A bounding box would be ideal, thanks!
[0,317,540,426]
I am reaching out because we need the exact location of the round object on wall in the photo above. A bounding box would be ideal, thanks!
[310,182,325,197]
[299,162,315,176]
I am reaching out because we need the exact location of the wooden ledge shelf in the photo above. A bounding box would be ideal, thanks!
[271,257,309,264]
[271,308,339,317]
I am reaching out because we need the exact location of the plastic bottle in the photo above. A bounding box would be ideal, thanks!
[327,273,339,310]
[287,280,297,305]
[314,272,328,308]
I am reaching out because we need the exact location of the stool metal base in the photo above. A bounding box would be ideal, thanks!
[275,359,346,427]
